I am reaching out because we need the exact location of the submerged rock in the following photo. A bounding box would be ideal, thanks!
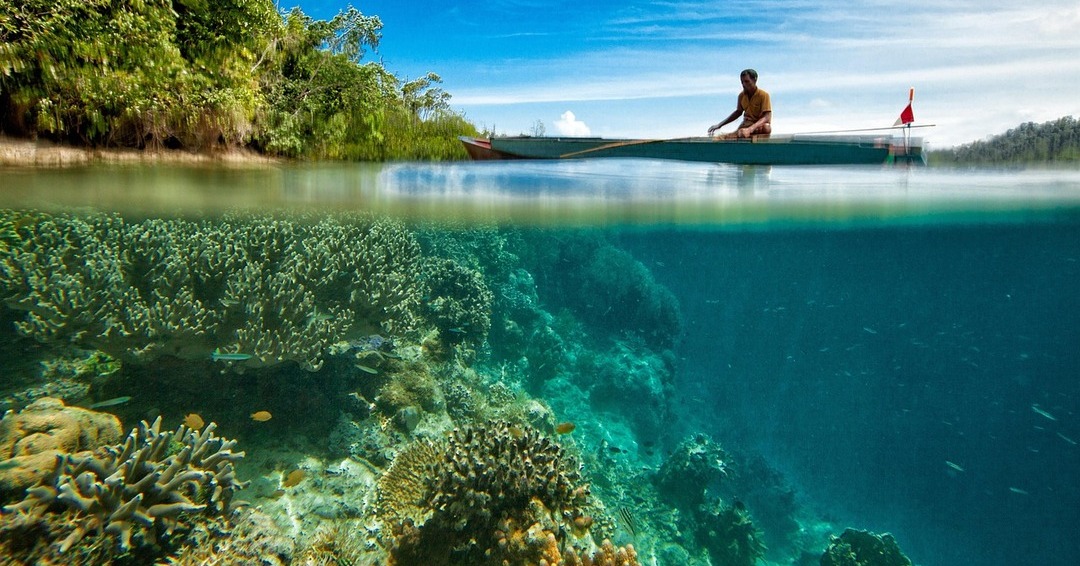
[0,397,122,500]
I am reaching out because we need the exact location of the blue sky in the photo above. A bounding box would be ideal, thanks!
[295,1,1080,148]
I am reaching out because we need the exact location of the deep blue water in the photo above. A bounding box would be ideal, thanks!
[3,159,1080,565]
[617,222,1080,566]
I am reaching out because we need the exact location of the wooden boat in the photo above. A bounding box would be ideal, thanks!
[460,134,925,165]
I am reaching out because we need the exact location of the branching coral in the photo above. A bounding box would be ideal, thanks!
[420,257,493,348]
[375,421,628,565]
[0,209,424,370]
[0,416,249,563]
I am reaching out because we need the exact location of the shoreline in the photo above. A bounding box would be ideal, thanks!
[0,135,285,169]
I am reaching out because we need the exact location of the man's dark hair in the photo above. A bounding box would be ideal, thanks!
[740,68,758,81]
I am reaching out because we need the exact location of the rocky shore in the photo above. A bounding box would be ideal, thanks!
[0,135,282,168]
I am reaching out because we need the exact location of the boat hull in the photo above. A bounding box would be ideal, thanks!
[459,135,924,166]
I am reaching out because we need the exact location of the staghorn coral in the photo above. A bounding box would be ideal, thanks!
[0,415,248,564]
[376,421,620,566]
[0,209,424,371]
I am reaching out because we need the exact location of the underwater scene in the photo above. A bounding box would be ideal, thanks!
[1,161,1079,566]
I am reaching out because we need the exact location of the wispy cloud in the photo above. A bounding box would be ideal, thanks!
[433,0,1080,146]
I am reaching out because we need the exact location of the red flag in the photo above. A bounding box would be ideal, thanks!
[894,88,915,126]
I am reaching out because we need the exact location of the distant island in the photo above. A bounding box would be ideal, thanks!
[929,116,1080,165]
[0,2,478,162]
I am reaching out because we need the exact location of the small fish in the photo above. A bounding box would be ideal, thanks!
[507,425,525,439]
[863,327,878,334]
[250,410,272,422]
[1057,432,1078,446]
[183,413,205,429]
[618,507,638,538]
[945,460,965,473]
[282,469,305,488]
[354,364,379,375]
[212,350,253,362]
[1009,487,1029,495]
[1031,404,1057,421]
[555,422,576,435]
[89,396,132,409]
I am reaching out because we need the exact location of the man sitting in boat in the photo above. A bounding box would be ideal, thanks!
[707,68,772,139]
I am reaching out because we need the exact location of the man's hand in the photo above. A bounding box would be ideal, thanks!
[707,124,720,136]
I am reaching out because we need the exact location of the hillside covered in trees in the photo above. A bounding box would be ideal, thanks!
[0,0,477,160]
[930,116,1080,165]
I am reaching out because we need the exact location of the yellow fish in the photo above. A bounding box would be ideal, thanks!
[282,469,305,488]
[183,413,205,429]
[555,422,576,435]
[250,410,272,422]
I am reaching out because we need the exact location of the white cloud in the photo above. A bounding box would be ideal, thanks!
[554,111,591,136]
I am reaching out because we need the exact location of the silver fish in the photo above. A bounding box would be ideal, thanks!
[212,350,253,362]
[1031,404,1057,421]
[89,396,132,409]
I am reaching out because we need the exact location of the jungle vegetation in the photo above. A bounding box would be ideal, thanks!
[0,0,478,160]
[929,116,1080,165]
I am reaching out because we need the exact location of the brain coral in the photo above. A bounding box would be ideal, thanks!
[0,397,123,499]
[0,210,423,370]
[376,421,607,565]
[0,416,248,564]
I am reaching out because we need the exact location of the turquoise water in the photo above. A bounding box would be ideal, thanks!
[1,160,1079,565]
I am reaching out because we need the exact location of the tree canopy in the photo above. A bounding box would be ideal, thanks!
[930,116,1080,165]
[0,0,477,160]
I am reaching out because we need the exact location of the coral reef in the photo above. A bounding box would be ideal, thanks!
[0,210,424,370]
[517,231,682,350]
[820,529,913,566]
[420,258,494,349]
[162,508,295,566]
[655,433,730,509]
[375,421,631,565]
[0,397,123,499]
[0,415,248,564]
[695,503,767,566]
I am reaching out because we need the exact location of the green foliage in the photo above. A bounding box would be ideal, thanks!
[930,116,1080,165]
[0,0,477,159]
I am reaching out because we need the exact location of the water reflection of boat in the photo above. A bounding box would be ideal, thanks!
[459,134,925,166]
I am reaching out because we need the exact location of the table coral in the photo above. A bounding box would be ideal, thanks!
[0,415,248,564]
[0,210,424,371]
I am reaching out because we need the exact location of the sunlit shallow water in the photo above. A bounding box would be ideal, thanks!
[2,160,1079,566]
[4,159,1080,226]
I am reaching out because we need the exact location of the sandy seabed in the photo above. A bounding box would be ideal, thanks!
[0,135,282,168]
